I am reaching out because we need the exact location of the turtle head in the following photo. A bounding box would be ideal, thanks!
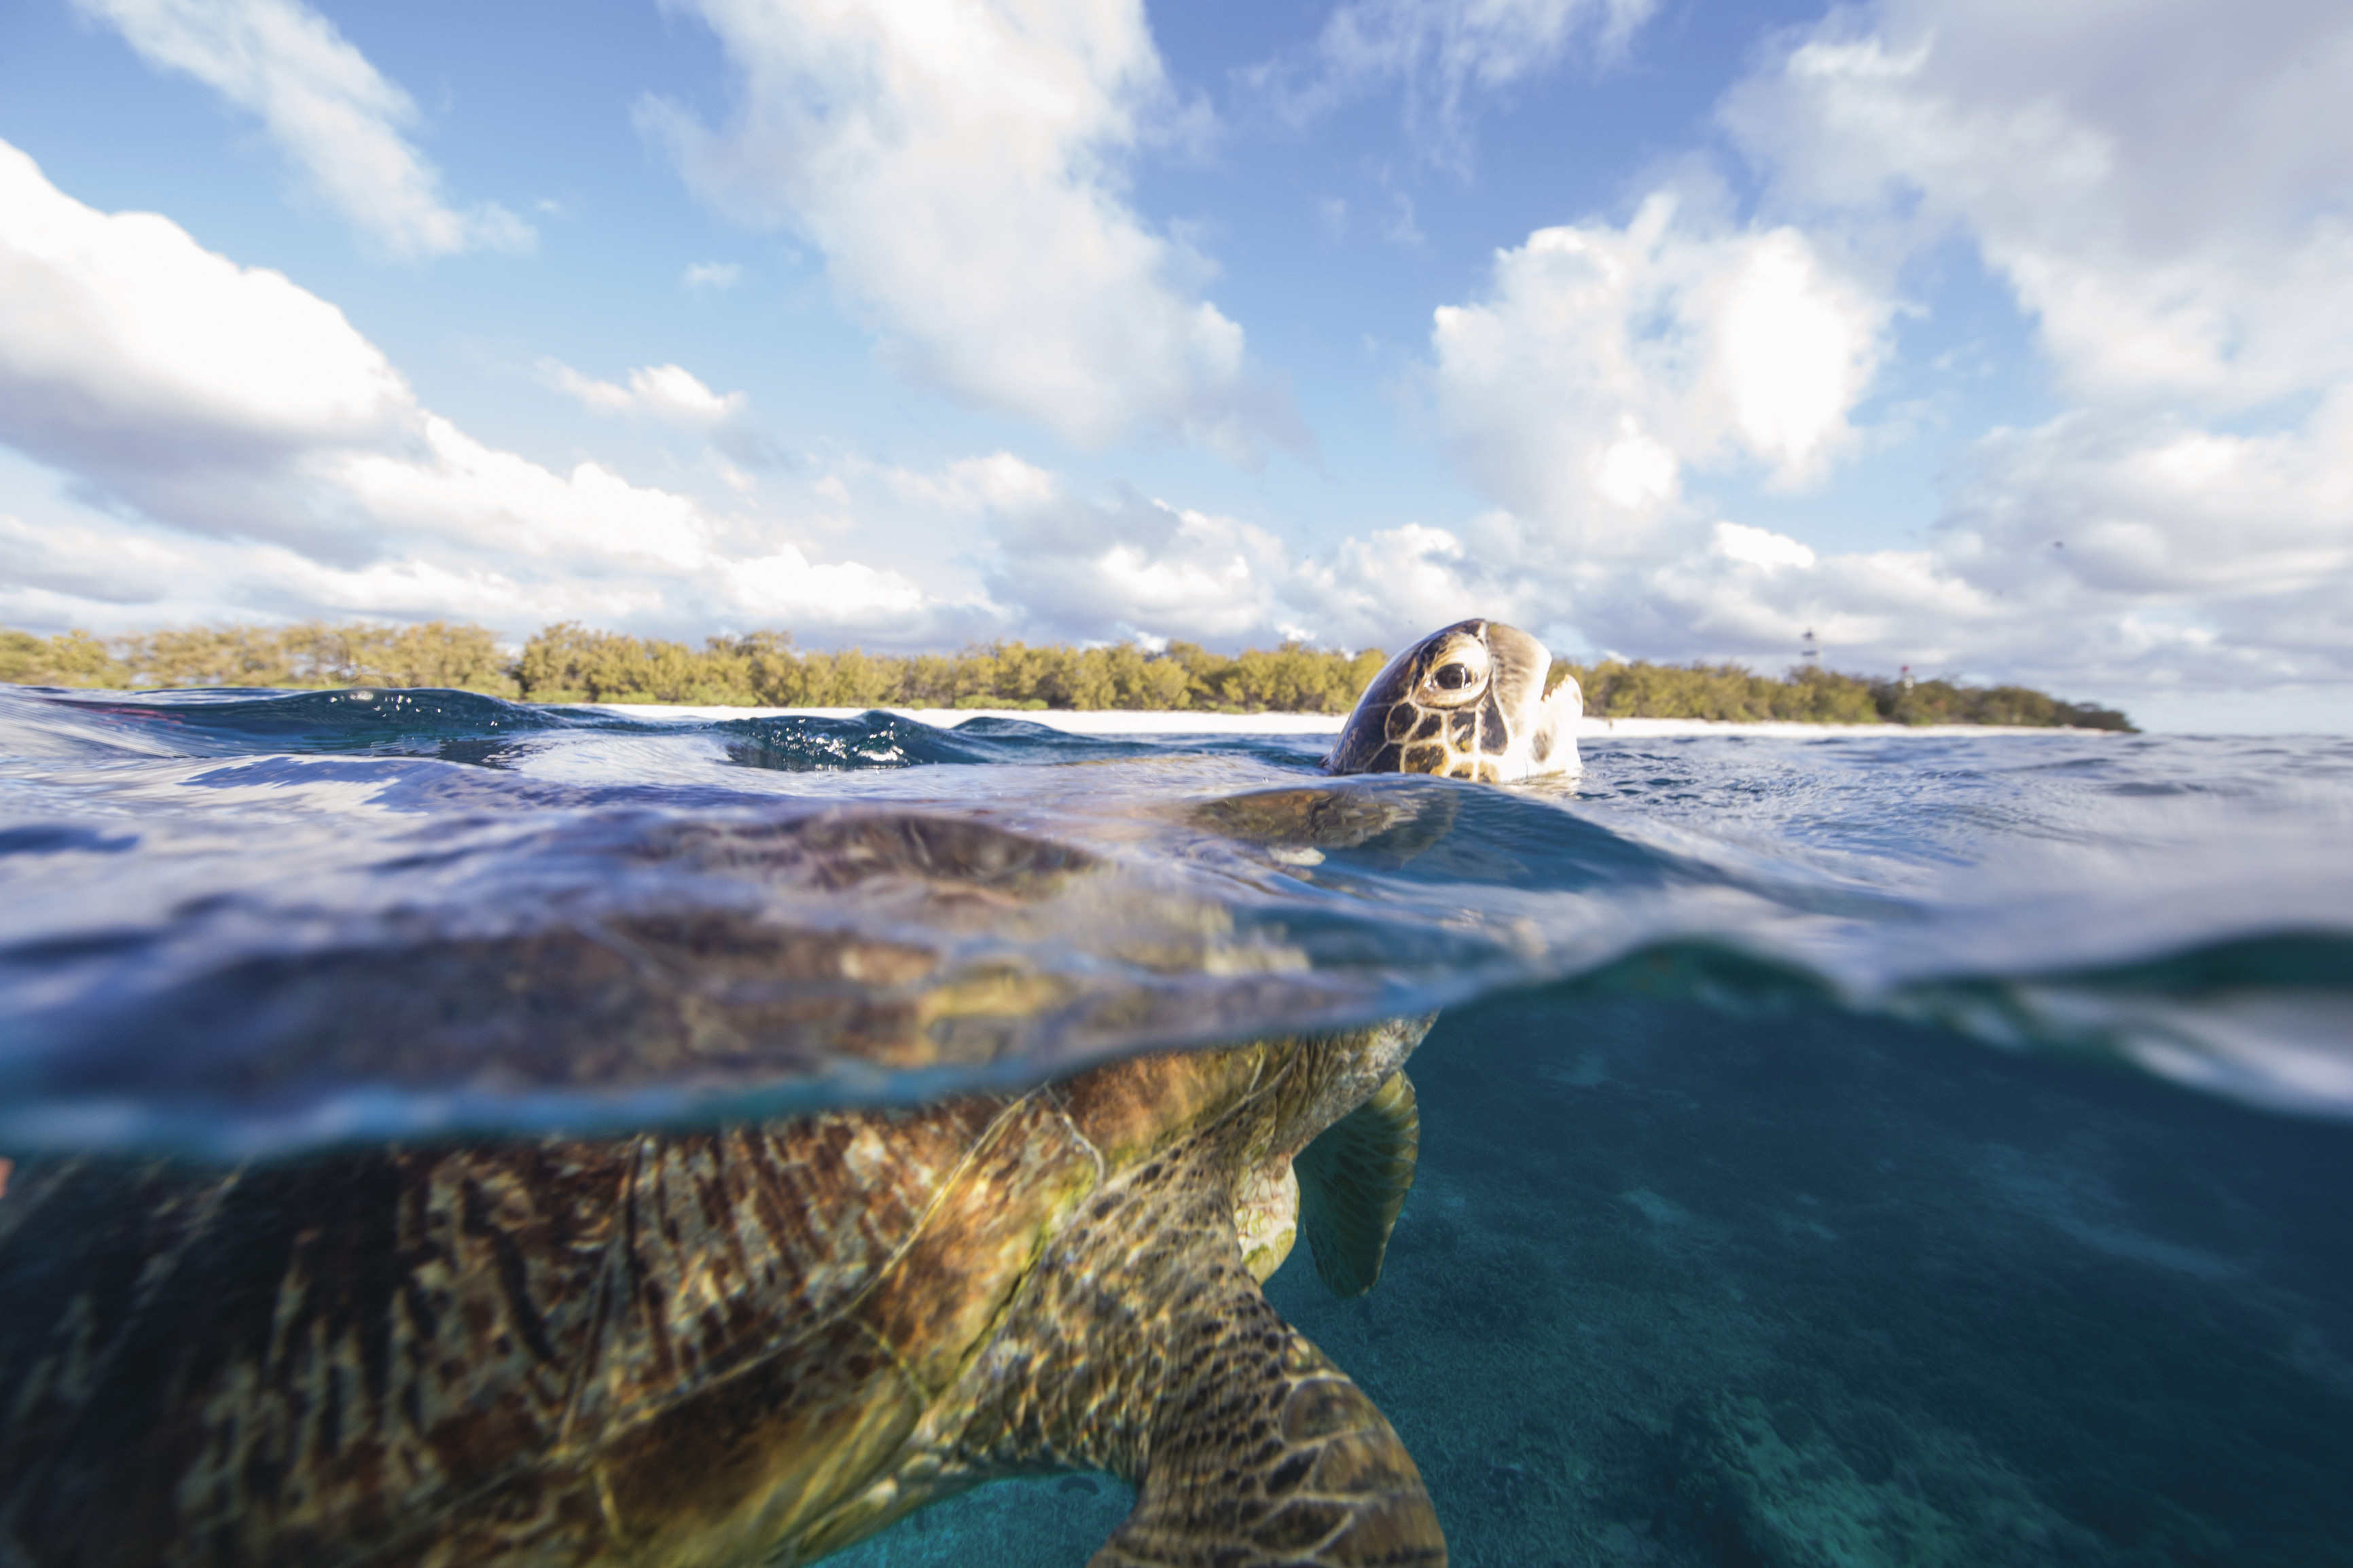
[1323,618,1581,782]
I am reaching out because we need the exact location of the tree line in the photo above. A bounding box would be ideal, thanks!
[0,619,2133,729]
[1572,659,2134,730]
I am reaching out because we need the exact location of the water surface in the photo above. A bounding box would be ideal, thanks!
[2,684,2348,1564]
[2,685,2346,1154]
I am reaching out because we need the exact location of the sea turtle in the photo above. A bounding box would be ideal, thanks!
[1325,617,1579,783]
[0,619,1578,1568]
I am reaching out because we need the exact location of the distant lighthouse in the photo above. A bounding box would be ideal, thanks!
[1800,629,1819,666]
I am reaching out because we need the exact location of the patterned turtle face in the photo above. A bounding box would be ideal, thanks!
[1323,617,1581,782]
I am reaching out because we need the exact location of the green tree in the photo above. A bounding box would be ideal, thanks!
[0,629,125,687]
[2,617,2136,728]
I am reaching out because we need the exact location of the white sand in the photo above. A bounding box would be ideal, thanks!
[586,704,2104,739]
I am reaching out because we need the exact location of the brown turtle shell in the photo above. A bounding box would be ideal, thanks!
[0,1022,1431,1567]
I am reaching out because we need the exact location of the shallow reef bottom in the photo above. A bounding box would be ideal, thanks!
[836,988,2353,1567]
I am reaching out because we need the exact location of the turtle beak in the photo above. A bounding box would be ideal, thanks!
[1521,673,1581,778]
[1483,623,1580,780]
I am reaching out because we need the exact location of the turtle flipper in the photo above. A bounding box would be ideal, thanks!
[1092,1285,1444,1567]
[1295,1069,1420,1299]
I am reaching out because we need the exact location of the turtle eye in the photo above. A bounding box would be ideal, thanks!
[1416,637,1489,704]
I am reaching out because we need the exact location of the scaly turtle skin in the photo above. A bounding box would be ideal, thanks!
[0,1021,1432,1568]
[0,618,1579,1568]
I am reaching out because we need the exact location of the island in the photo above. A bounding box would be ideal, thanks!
[0,619,2134,731]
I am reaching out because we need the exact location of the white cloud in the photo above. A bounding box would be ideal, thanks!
[0,500,183,606]
[540,361,787,473]
[0,140,415,554]
[75,0,530,257]
[0,495,931,643]
[1429,192,1887,551]
[683,261,742,288]
[878,452,1060,515]
[832,0,2353,708]
[723,545,928,621]
[851,450,1537,655]
[1657,0,2353,700]
[850,450,1448,651]
[0,143,406,452]
[1361,0,2353,716]
[1943,402,2353,603]
[1088,514,1280,636]
[1325,0,1657,82]
[1590,422,1675,511]
[543,362,748,426]
[637,0,1297,459]
[963,467,1293,643]
[1633,541,2000,665]
[1255,0,1657,161]
[1290,522,1497,648]
[1723,1,2353,411]
[325,415,711,570]
[1712,521,1815,572]
[0,139,930,640]
[1899,396,2353,693]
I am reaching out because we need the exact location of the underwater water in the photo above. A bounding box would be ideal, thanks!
[2,682,2350,1564]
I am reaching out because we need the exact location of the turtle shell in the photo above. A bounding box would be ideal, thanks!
[29,809,1331,1150]
[0,1040,1274,1567]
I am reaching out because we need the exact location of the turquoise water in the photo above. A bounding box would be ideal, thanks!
[3,683,2350,1563]
[841,987,2353,1566]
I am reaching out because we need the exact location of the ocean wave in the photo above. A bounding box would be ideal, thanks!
[1,684,2348,1157]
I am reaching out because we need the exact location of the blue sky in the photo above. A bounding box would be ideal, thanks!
[1,0,2348,729]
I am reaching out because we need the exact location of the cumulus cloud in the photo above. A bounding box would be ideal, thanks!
[852,441,1977,668]
[1687,0,2353,697]
[543,362,748,426]
[541,361,790,473]
[1722,0,2353,411]
[880,452,1062,516]
[0,140,928,639]
[853,450,1492,652]
[75,0,530,257]
[0,486,932,644]
[1429,192,1888,551]
[1945,405,2353,604]
[637,0,1298,460]
[992,494,1295,645]
[1266,0,1658,152]
[1624,536,2000,668]
[1913,396,2353,691]
[0,500,183,607]
[871,454,1289,643]
[683,261,742,288]
[1712,520,1815,572]
[1288,522,1512,646]
[0,141,416,555]
[1385,0,2353,712]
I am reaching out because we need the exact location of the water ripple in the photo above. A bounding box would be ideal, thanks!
[3,684,2349,1156]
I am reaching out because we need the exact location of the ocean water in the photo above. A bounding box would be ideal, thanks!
[2,682,2350,1564]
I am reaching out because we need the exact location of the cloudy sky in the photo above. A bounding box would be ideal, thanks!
[1,0,2347,729]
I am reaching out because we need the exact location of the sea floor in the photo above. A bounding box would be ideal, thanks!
[837,989,2353,1567]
